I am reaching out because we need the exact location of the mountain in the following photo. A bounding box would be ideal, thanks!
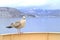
[18,7,60,17]
[0,7,37,18]
[0,7,60,18]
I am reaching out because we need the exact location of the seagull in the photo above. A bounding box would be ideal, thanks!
[6,16,26,34]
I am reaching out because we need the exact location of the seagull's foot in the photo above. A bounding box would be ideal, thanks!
[17,32,23,34]
[19,32,23,34]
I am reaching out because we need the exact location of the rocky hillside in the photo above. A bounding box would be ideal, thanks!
[0,7,23,18]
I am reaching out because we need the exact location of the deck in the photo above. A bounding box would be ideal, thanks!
[0,32,60,40]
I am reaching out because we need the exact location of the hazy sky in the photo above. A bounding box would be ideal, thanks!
[0,0,59,8]
[47,0,60,9]
[0,0,48,7]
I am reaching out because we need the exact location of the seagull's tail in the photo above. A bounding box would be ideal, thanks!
[6,26,13,28]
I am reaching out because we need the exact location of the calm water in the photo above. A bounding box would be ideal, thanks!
[0,17,60,34]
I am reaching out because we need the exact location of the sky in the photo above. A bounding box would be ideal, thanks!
[0,0,48,7]
[0,0,60,9]
[47,0,60,9]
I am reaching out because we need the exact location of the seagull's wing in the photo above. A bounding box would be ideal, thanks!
[11,21,21,28]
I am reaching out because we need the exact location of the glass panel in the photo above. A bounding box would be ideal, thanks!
[0,0,60,34]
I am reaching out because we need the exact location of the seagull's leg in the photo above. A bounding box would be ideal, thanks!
[17,28,20,34]
[19,29,23,34]
[17,28,23,34]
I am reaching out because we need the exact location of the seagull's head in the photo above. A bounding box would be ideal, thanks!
[22,16,26,19]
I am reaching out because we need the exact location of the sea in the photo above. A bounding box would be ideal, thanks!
[0,17,60,34]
